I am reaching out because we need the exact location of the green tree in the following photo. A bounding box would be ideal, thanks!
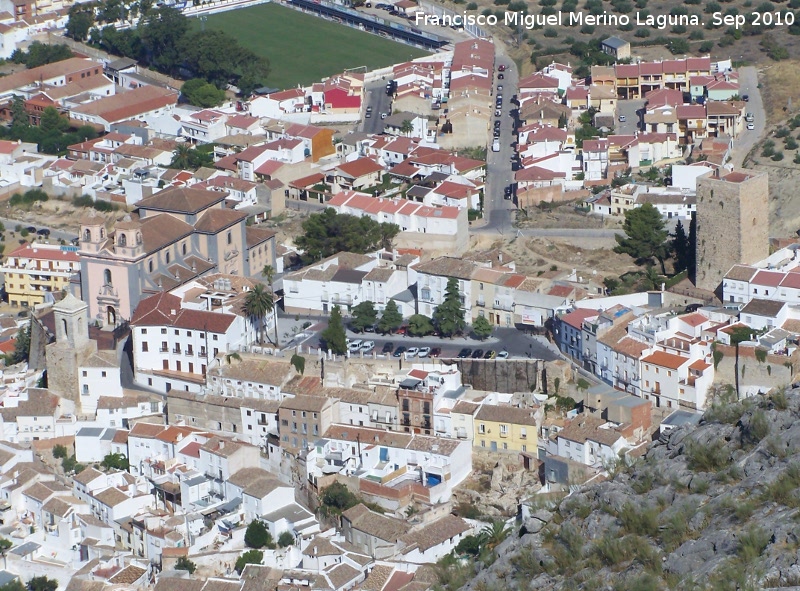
[277,531,294,548]
[181,78,226,108]
[244,520,274,549]
[432,278,466,337]
[290,353,305,375]
[261,264,279,345]
[321,305,347,355]
[243,283,275,345]
[671,219,690,273]
[66,4,94,41]
[0,538,12,570]
[407,314,434,337]
[614,203,670,274]
[9,97,30,136]
[377,300,403,334]
[138,6,189,74]
[454,534,482,556]
[0,581,24,591]
[234,549,263,574]
[321,482,359,513]
[472,315,493,340]
[399,119,414,135]
[39,107,69,134]
[295,209,399,263]
[351,301,378,332]
[101,453,129,471]
[729,326,755,399]
[479,521,511,550]
[175,556,196,574]
[26,577,57,591]
[180,30,270,91]
[7,324,30,365]
[52,444,68,459]
[688,212,697,280]
[170,143,193,170]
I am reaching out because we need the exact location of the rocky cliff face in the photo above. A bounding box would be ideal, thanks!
[456,390,800,591]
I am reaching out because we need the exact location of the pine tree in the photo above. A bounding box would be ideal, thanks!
[688,212,697,281]
[321,305,347,355]
[671,219,690,273]
[432,278,466,337]
[613,203,670,274]
[351,301,377,332]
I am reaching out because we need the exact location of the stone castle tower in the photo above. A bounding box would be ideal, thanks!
[45,293,96,404]
[695,169,769,292]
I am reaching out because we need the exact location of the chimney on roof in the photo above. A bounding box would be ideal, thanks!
[218,441,225,450]
[170,309,177,316]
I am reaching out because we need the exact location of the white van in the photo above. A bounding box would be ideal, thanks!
[492,139,500,152]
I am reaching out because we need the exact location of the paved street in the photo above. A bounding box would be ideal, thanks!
[361,79,393,134]
[0,215,78,244]
[616,99,644,135]
[482,51,518,234]
[731,66,765,168]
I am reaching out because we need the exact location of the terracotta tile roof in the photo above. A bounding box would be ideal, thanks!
[725,264,758,282]
[741,298,785,317]
[475,404,539,426]
[401,515,470,552]
[194,208,246,233]
[679,312,708,327]
[74,466,105,485]
[558,308,598,329]
[138,186,226,214]
[7,242,80,262]
[0,57,100,96]
[362,565,395,591]
[245,226,277,248]
[131,291,237,333]
[751,270,784,288]
[342,504,408,541]
[210,358,294,387]
[303,536,342,557]
[71,86,178,123]
[93,486,129,507]
[413,256,475,280]
[557,414,625,446]
[642,350,689,370]
[108,565,146,585]
[279,394,330,412]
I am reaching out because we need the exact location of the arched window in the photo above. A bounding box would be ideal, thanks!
[166,252,171,264]
[83,229,91,241]
[182,242,187,255]
[118,233,127,247]
[148,260,153,273]
[104,269,112,286]
[62,318,68,339]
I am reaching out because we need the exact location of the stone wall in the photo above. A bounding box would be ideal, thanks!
[45,340,96,404]
[695,170,768,291]
[452,359,541,393]
[713,344,798,395]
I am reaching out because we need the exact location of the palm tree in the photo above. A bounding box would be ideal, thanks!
[479,521,510,551]
[171,143,192,169]
[243,283,274,346]
[261,265,279,346]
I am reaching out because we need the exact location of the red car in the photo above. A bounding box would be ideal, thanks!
[395,326,408,335]
[498,64,506,72]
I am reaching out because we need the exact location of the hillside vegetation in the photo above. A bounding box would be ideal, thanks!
[445,388,800,591]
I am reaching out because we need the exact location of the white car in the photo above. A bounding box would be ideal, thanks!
[618,115,626,122]
[496,351,509,359]
[361,340,375,352]
[405,347,419,358]
[348,339,363,352]
[418,347,431,358]
[747,122,755,130]
[381,113,388,119]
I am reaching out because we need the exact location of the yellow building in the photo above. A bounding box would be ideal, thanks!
[473,404,539,453]
[1,242,80,307]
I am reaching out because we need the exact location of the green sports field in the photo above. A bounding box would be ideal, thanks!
[196,3,428,89]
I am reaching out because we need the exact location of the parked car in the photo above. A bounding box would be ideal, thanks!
[484,350,496,359]
[382,342,394,353]
[405,347,419,359]
[493,130,501,138]
[498,64,506,71]
[497,85,503,92]
[393,345,407,358]
[471,349,484,359]
[396,326,408,335]
[457,348,472,358]
[743,94,750,102]
[348,339,363,352]
[495,110,502,117]
[25,226,36,233]
[36,228,50,236]
[747,122,755,130]
[364,324,375,332]
[498,73,504,79]
[365,112,371,118]
[430,347,441,357]
[618,115,626,122]
[361,340,375,352]
[381,113,388,119]
[496,351,509,359]
[418,346,431,358]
